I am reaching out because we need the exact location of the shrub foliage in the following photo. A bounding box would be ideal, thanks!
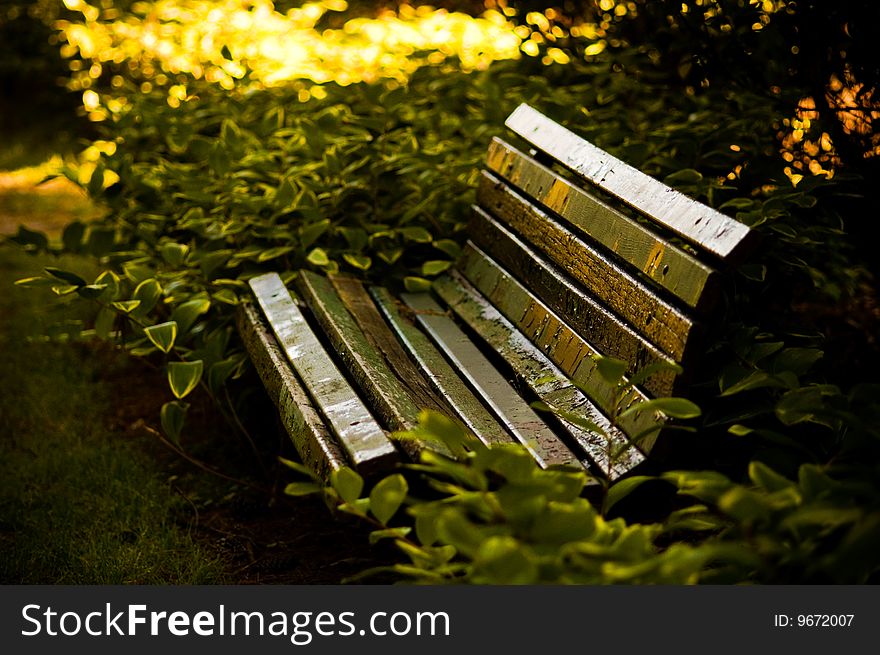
[7,1,880,583]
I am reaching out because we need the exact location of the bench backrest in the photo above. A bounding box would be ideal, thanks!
[443,103,755,459]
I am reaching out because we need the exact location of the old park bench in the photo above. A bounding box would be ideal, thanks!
[237,104,755,481]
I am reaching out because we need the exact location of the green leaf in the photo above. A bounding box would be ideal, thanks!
[167,360,204,399]
[278,457,317,479]
[132,278,162,314]
[620,397,701,420]
[775,385,839,426]
[170,298,211,334]
[257,246,294,262]
[369,527,412,545]
[306,247,330,266]
[331,467,364,505]
[399,226,432,243]
[403,276,432,292]
[160,242,189,267]
[342,253,372,270]
[421,260,452,276]
[433,239,462,258]
[273,177,296,208]
[44,267,86,287]
[719,370,789,396]
[748,461,794,493]
[94,306,116,339]
[144,321,178,353]
[14,276,55,288]
[76,283,109,300]
[160,401,188,443]
[627,360,683,387]
[604,476,655,514]
[594,355,628,385]
[474,536,538,584]
[51,284,79,296]
[369,474,408,524]
[284,482,322,496]
[205,357,238,392]
[414,510,439,546]
[772,348,823,376]
[664,168,703,185]
[300,220,331,249]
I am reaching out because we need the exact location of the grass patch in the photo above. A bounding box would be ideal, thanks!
[0,244,227,583]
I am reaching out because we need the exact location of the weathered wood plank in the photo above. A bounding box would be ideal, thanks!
[237,302,347,481]
[485,137,719,311]
[296,270,449,460]
[454,243,666,443]
[369,286,517,448]
[466,207,682,392]
[249,273,398,473]
[432,275,646,476]
[400,291,581,469]
[478,170,696,362]
[329,274,450,418]
[505,104,755,261]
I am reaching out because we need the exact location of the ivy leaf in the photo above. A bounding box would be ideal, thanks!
[369,474,408,524]
[144,321,178,353]
[167,360,204,399]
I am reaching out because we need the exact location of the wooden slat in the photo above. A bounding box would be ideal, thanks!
[237,302,347,481]
[400,291,580,469]
[296,270,449,460]
[478,170,696,362]
[466,207,681,393]
[505,104,754,261]
[454,243,664,444]
[329,274,449,417]
[369,286,517,448]
[432,275,645,476]
[249,273,398,473]
[485,137,719,311]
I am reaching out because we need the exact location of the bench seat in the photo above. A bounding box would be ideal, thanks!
[237,104,755,481]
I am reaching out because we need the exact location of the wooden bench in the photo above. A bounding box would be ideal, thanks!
[237,104,755,481]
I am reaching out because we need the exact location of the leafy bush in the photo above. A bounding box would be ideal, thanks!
[7,5,879,583]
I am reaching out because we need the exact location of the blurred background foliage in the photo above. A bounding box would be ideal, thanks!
[2,0,879,583]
